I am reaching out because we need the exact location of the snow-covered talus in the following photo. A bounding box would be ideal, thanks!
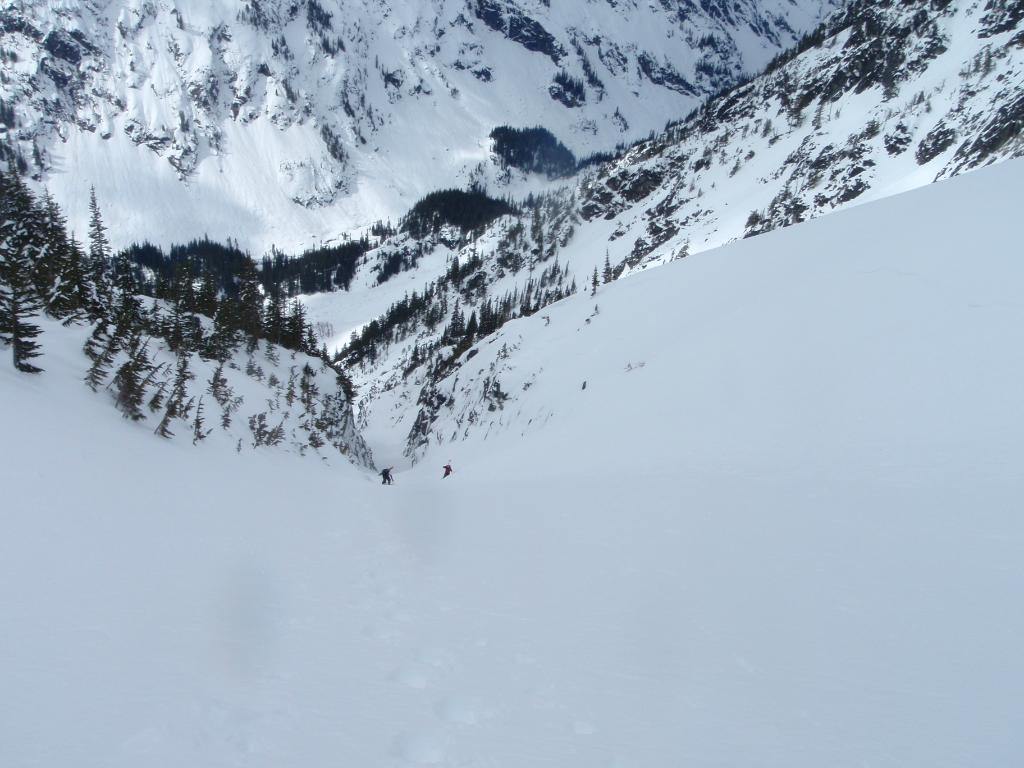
[301,0,1024,460]
[0,0,837,251]
[2,156,1022,768]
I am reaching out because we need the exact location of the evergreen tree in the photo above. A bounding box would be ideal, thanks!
[303,322,318,355]
[284,298,309,351]
[148,380,168,414]
[220,395,240,430]
[56,233,90,323]
[479,299,494,336]
[83,323,118,390]
[264,286,285,345]
[306,427,325,450]
[87,187,113,315]
[166,298,188,353]
[206,301,239,362]
[464,310,479,340]
[155,352,195,438]
[531,205,544,256]
[265,417,286,446]
[590,266,599,296]
[111,243,142,330]
[0,171,45,373]
[69,234,92,313]
[285,366,298,407]
[33,191,66,312]
[175,260,198,312]
[192,395,211,444]
[112,334,153,420]
[83,320,109,362]
[207,362,230,407]
[236,260,264,339]
[299,363,320,413]
[264,337,280,365]
[602,252,613,284]
[195,273,218,318]
[447,301,465,341]
[248,412,270,447]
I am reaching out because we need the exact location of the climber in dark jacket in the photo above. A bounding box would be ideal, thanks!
[380,467,394,485]
[442,463,453,479]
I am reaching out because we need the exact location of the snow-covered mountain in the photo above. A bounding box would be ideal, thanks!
[0,0,838,250]
[3,0,1024,759]
[4,156,1023,768]
[581,0,1024,257]
[297,0,1024,460]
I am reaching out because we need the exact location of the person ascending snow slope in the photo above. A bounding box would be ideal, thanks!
[442,463,453,479]
[380,467,394,485]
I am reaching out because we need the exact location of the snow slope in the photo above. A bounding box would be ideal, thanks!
[2,159,1023,767]
[301,0,1024,454]
[402,156,1024,472]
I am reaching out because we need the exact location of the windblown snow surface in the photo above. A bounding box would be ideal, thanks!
[3,159,1023,767]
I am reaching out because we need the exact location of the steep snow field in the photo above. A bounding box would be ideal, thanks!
[302,0,1024,434]
[3,160,1023,767]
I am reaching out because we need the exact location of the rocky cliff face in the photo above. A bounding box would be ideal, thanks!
[0,0,836,250]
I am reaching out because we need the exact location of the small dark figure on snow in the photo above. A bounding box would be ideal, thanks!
[380,467,394,485]
[442,463,453,479]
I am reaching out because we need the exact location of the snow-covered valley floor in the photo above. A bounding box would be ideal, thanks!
[2,160,1023,767]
